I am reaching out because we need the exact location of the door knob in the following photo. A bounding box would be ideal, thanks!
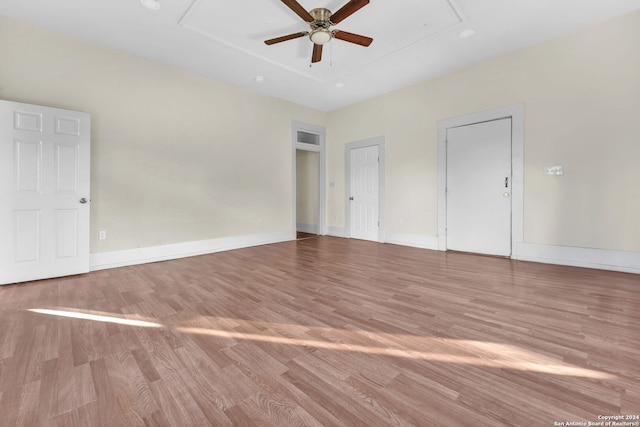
[503,192,510,198]
[79,198,88,204]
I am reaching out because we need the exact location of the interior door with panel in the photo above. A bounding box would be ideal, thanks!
[349,144,379,241]
[446,118,512,256]
[0,100,91,285]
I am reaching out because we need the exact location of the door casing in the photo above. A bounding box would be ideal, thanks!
[437,104,524,257]
[292,121,326,236]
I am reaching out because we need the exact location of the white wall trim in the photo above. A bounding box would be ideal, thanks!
[89,229,640,275]
[515,243,640,274]
[327,226,346,238]
[385,233,439,250]
[90,231,294,271]
[383,233,640,275]
[296,222,319,234]
[292,120,326,236]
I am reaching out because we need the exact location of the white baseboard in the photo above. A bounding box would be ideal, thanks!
[296,222,319,234]
[327,226,345,238]
[515,242,640,274]
[89,230,640,276]
[90,231,295,271]
[384,232,439,250]
[382,233,640,274]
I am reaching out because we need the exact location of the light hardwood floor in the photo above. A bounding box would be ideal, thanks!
[0,236,638,426]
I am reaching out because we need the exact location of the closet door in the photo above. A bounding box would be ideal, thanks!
[446,118,512,256]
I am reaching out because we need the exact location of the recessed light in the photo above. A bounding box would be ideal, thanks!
[334,83,345,88]
[459,28,476,39]
[254,75,265,82]
[140,0,160,11]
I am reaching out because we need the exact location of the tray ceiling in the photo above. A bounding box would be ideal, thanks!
[1,0,639,111]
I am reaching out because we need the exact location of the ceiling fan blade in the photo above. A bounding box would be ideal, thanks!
[265,32,308,45]
[280,0,314,22]
[333,30,373,47]
[330,0,369,24]
[311,44,323,63]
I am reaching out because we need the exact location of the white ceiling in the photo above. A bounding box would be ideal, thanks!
[1,0,639,111]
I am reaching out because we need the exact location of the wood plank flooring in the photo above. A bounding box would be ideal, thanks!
[0,236,638,426]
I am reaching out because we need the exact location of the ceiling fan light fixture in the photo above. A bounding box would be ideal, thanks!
[140,0,160,11]
[309,28,332,45]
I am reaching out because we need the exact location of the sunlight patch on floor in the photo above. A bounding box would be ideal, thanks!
[28,308,162,328]
[174,326,615,379]
[27,308,615,380]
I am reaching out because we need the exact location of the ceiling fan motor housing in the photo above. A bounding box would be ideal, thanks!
[310,8,332,27]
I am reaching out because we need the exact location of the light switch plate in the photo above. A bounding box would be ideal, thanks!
[544,166,564,176]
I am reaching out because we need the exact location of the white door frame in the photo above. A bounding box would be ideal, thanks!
[344,137,385,242]
[292,120,326,235]
[437,104,524,257]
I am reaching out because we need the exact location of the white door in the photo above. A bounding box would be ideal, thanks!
[349,145,379,241]
[0,100,91,285]
[446,118,511,256]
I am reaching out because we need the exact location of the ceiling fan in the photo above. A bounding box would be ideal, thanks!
[265,0,373,63]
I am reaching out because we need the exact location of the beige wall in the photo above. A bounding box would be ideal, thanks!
[327,10,640,253]
[2,10,639,257]
[0,16,326,253]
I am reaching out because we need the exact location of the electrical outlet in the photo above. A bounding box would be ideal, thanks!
[99,230,106,240]
[258,219,263,226]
